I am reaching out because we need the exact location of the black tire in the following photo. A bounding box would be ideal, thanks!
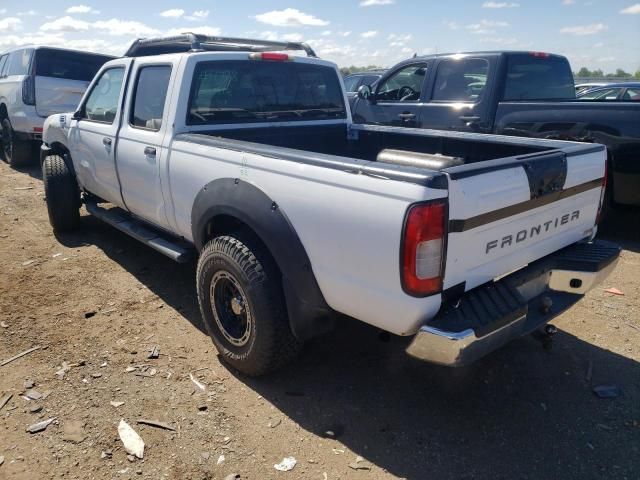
[1,118,33,167]
[42,154,80,232]
[196,234,301,376]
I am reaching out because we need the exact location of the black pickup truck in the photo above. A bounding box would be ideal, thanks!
[351,51,640,207]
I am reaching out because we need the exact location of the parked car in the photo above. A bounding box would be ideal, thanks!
[577,82,640,101]
[351,51,640,207]
[42,35,618,376]
[0,46,114,167]
[575,82,609,95]
[343,70,385,106]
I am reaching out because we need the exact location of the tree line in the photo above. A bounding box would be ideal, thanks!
[574,67,640,79]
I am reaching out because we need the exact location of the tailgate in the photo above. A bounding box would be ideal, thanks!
[35,76,89,117]
[442,146,606,292]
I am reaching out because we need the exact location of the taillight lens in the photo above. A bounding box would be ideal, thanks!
[401,200,447,297]
[249,52,291,61]
[596,160,608,224]
[22,76,35,106]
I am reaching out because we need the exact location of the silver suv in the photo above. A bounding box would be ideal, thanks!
[0,46,113,167]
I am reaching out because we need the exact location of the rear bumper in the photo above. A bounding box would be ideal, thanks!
[406,240,620,366]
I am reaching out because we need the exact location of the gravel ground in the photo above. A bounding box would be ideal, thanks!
[0,160,638,480]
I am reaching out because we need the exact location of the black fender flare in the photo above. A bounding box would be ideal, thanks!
[191,178,333,341]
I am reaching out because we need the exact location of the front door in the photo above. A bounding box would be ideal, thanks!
[69,60,132,206]
[116,63,173,229]
[364,63,429,128]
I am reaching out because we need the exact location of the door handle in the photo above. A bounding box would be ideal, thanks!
[398,112,416,120]
[144,146,156,156]
[102,137,112,146]
[459,115,481,122]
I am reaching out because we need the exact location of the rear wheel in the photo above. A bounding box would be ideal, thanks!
[1,118,33,167]
[196,234,301,376]
[42,154,80,232]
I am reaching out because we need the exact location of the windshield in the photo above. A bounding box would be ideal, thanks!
[187,60,347,125]
[35,48,113,82]
[503,54,575,101]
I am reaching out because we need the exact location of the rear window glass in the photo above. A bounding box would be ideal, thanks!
[34,49,112,82]
[503,54,575,101]
[343,75,361,92]
[187,60,346,125]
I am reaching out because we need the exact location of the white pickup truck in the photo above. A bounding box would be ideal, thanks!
[41,35,620,376]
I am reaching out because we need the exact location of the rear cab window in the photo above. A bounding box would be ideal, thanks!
[34,48,112,82]
[503,54,575,101]
[187,60,346,125]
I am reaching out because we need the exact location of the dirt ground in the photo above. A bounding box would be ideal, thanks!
[0,160,638,480]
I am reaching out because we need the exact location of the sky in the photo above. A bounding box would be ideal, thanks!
[0,0,639,72]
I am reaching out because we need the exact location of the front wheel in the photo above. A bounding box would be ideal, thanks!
[42,154,81,232]
[196,234,301,376]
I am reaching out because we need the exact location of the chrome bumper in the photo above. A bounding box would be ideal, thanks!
[406,240,620,367]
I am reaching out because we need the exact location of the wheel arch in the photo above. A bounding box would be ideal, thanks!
[191,178,334,341]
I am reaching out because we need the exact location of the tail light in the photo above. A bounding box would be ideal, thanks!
[249,52,291,61]
[596,160,608,224]
[22,75,35,106]
[401,200,447,297]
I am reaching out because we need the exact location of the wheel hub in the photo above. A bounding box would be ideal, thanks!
[210,271,252,347]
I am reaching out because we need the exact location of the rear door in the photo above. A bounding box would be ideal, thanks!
[418,55,495,132]
[442,145,606,292]
[33,49,111,117]
[365,62,429,127]
[116,62,174,229]
[69,59,132,206]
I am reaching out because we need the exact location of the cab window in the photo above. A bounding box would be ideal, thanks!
[130,65,172,131]
[376,64,427,102]
[84,67,125,124]
[432,58,489,102]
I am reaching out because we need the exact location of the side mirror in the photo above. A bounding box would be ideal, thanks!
[72,109,84,120]
[357,84,373,101]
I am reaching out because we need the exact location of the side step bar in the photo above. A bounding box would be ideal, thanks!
[85,201,194,263]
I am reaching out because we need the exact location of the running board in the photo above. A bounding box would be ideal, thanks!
[85,202,194,263]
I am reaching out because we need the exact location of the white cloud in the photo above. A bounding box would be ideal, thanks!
[41,16,90,33]
[257,31,304,42]
[18,10,38,16]
[0,17,22,33]
[94,18,160,37]
[388,33,412,41]
[360,30,379,38]
[560,23,607,35]
[282,33,303,42]
[562,0,575,4]
[166,26,222,37]
[66,5,100,14]
[482,2,519,7]
[620,3,640,14]
[253,8,329,27]
[321,30,332,36]
[359,0,395,6]
[0,9,6,15]
[160,9,185,18]
[340,31,352,37]
[185,10,210,21]
[443,20,461,30]
[466,19,509,34]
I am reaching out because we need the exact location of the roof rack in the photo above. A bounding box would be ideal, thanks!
[124,33,317,58]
